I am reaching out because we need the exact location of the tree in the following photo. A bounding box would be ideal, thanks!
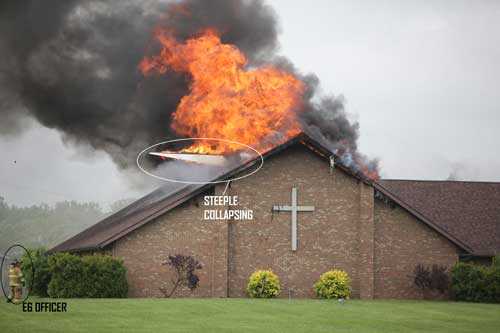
[0,196,8,221]
[159,254,202,298]
[0,198,104,251]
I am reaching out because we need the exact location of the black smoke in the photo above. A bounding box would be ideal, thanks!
[0,0,377,175]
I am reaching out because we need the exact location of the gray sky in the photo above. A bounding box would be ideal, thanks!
[1,0,500,207]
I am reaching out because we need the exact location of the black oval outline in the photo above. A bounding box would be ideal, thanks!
[0,244,35,305]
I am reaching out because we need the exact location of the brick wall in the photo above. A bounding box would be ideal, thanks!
[110,143,460,299]
[113,198,229,297]
[373,199,459,299]
[113,144,371,298]
[226,145,363,298]
[358,183,374,299]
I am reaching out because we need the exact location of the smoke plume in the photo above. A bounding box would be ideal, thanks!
[0,0,377,176]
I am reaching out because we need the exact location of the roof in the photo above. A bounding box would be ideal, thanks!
[376,179,500,256]
[50,133,499,257]
[50,132,363,253]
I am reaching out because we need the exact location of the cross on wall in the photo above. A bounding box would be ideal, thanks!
[272,187,315,251]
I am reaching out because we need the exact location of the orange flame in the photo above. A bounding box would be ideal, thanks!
[139,28,305,154]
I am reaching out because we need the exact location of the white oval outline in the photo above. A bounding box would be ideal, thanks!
[136,137,264,184]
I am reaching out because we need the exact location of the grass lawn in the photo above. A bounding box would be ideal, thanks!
[1,298,499,333]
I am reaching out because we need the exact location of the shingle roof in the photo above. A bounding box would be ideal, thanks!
[377,179,500,256]
[49,183,208,253]
[50,133,362,253]
[50,133,499,257]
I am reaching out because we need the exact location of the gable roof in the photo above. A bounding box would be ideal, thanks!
[50,133,364,253]
[376,179,500,256]
[50,133,499,257]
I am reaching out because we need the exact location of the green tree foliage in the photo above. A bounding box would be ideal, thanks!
[451,261,500,303]
[314,269,351,299]
[47,253,128,298]
[0,199,104,251]
[81,256,128,298]
[247,270,281,298]
[47,253,86,298]
[493,256,500,268]
[0,196,9,221]
[20,247,51,297]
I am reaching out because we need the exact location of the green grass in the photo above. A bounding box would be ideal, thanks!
[1,298,499,333]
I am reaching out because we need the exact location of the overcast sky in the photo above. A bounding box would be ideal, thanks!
[1,0,500,207]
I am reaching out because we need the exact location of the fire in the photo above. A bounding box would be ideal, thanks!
[334,145,380,181]
[139,28,305,154]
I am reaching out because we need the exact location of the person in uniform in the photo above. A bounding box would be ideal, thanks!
[8,260,24,303]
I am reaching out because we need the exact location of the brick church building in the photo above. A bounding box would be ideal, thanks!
[51,133,500,299]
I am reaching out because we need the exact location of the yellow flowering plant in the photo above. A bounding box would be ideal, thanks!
[246,270,281,298]
[314,269,351,299]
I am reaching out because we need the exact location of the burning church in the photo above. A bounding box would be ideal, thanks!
[4,0,498,299]
[50,131,500,299]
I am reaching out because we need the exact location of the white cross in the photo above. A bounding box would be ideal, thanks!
[273,187,315,251]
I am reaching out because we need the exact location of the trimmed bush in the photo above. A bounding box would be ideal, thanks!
[247,270,281,298]
[485,266,500,303]
[82,255,128,298]
[451,261,500,303]
[20,248,51,297]
[493,255,500,268]
[314,269,351,299]
[47,253,128,298]
[47,253,85,298]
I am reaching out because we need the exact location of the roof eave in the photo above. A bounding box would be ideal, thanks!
[373,181,474,254]
[49,132,370,253]
[47,244,101,254]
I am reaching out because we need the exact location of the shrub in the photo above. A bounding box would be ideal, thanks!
[413,264,431,291]
[484,266,500,303]
[493,255,500,268]
[413,264,450,295]
[247,270,281,298]
[159,254,202,297]
[430,265,450,293]
[314,269,351,299]
[20,248,51,297]
[451,261,500,303]
[47,253,85,298]
[47,253,128,298]
[82,255,128,298]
